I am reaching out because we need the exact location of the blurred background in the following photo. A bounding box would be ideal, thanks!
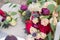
[0,0,27,7]
[0,0,60,8]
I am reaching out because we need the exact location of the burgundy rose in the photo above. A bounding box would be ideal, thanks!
[41,8,50,15]
[38,23,51,34]
[0,9,6,22]
[20,4,28,11]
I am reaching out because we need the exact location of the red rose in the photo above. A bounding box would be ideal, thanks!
[0,9,6,22]
[25,20,32,33]
[38,23,51,34]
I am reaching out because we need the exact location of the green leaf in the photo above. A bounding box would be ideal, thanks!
[11,12,17,16]
[18,10,23,14]
[9,3,13,7]
[56,5,60,12]
[12,5,17,8]
[47,4,55,13]
[2,23,10,28]
[27,0,32,5]
[40,0,46,5]
[48,32,52,40]
[44,16,50,18]
[47,0,53,1]
[50,23,55,32]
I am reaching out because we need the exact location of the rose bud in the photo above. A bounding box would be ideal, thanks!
[0,9,6,22]
[20,4,28,11]
[41,8,50,15]
[9,19,17,26]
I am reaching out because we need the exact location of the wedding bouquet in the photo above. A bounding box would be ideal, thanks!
[19,0,60,40]
[0,0,60,40]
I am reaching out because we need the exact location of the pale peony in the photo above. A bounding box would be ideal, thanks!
[26,34,34,40]
[28,2,41,12]
[41,18,49,26]
[30,27,38,34]
[42,1,57,8]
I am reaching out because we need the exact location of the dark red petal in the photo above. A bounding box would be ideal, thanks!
[39,23,51,34]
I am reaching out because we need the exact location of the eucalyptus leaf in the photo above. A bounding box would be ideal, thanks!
[11,12,17,16]
[47,4,55,13]
[56,5,60,12]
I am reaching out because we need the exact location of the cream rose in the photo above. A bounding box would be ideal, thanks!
[41,18,49,26]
